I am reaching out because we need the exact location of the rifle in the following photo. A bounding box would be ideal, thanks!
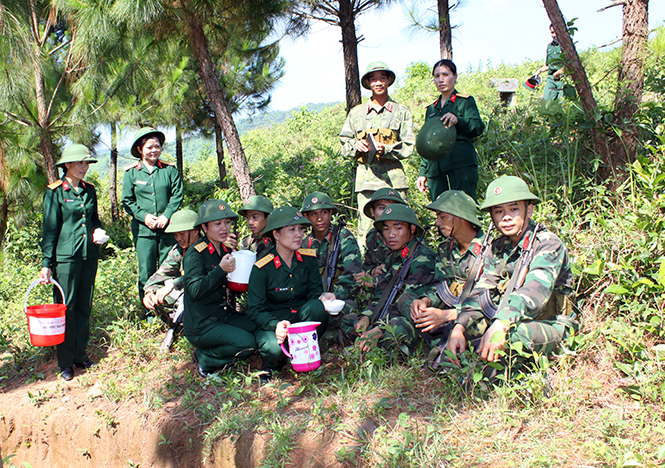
[159,294,184,352]
[323,218,346,293]
[369,225,428,325]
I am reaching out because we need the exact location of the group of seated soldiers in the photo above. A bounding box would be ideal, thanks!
[143,175,579,383]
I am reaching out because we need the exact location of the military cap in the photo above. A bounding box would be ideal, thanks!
[416,119,457,161]
[131,127,166,158]
[165,209,199,233]
[426,190,481,228]
[56,144,98,167]
[195,199,239,227]
[374,204,423,237]
[264,206,311,235]
[361,61,396,90]
[238,195,274,217]
[363,187,406,218]
[300,191,335,212]
[480,176,542,211]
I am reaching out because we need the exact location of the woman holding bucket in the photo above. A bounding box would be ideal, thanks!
[40,144,108,381]
[247,206,333,382]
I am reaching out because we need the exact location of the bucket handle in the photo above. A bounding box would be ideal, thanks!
[24,278,66,313]
[280,343,292,359]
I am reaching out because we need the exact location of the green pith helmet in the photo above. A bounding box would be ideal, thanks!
[374,204,423,237]
[195,199,239,227]
[361,61,396,90]
[363,187,406,218]
[480,175,542,211]
[416,119,457,161]
[264,206,311,234]
[238,195,274,217]
[165,209,199,233]
[300,191,335,212]
[56,144,98,167]
[131,127,166,158]
[426,190,481,228]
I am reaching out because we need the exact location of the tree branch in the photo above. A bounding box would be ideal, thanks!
[598,0,626,13]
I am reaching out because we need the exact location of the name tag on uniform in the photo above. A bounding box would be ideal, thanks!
[275,287,290,292]
[136,180,148,185]
[64,199,76,202]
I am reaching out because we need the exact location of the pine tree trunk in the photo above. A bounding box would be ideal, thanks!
[0,194,8,249]
[186,14,255,203]
[214,119,229,189]
[438,0,453,60]
[176,126,184,180]
[34,58,57,183]
[110,123,119,222]
[339,0,361,113]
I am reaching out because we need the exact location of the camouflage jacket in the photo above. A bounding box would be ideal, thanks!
[339,98,415,192]
[426,229,485,307]
[240,234,273,259]
[457,220,575,329]
[363,237,440,319]
[144,244,185,294]
[362,227,390,275]
[301,225,362,300]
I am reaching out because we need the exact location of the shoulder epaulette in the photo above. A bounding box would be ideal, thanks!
[194,241,208,253]
[124,162,139,171]
[160,159,175,166]
[47,180,63,190]
[456,93,470,99]
[298,248,317,257]
[255,253,275,268]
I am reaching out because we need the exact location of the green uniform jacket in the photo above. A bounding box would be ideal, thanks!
[418,91,485,177]
[247,247,323,331]
[240,234,273,259]
[362,227,390,275]
[339,98,415,192]
[121,160,183,237]
[457,220,575,330]
[144,244,185,294]
[547,40,563,75]
[183,237,232,337]
[302,226,362,300]
[41,178,102,268]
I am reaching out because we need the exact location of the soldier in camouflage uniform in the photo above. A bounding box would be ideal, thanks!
[237,195,274,258]
[408,191,485,347]
[143,209,200,327]
[300,192,362,317]
[341,205,440,353]
[339,61,415,246]
[534,25,564,101]
[447,176,578,367]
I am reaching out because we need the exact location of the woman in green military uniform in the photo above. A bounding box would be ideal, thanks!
[122,127,183,310]
[40,144,107,381]
[183,200,257,377]
[416,59,485,202]
[247,206,333,380]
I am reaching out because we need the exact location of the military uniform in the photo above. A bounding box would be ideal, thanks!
[362,227,390,275]
[144,243,185,322]
[240,234,273,258]
[237,195,274,258]
[41,146,101,371]
[418,91,485,201]
[544,40,563,101]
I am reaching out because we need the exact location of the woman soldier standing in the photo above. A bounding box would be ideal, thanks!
[122,127,183,310]
[40,144,108,381]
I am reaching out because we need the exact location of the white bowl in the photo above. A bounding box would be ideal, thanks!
[323,299,345,315]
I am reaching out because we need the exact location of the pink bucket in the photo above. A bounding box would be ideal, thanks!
[280,321,321,372]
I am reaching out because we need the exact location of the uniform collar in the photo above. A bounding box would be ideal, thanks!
[437,90,458,108]
[367,98,394,114]
[136,160,163,171]
[61,177,87,192]
[390,237,417,261]
[498,220,536,253]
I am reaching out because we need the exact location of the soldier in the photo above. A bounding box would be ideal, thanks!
[447,176,578,373]
[143,209,200,349]
[341,204,440,353]
[339,61,415,246]
[409,191,486,347]
[237,195,274,257]
[183,200,256,378]
[534,24,564,101]
[122,127,183,310]
[247,206,333,381]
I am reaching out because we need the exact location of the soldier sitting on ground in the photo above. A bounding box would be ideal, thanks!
[341,204,440,353]
[446,176,579,376]
[237,195,274,257]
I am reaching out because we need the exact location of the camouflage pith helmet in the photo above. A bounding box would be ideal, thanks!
[195,199,239,227]
[238,195,274,217]
[361,61,396,90]
[363,187,406,218]
[131,127,166,158]
[56,144,98,167]
[480,176,542,211]
[165,209,199,233]
[300,191,335,213]
[374,204,423,237]
[416,119,457,161]
[264,206,311,235]
[426,190,481,228]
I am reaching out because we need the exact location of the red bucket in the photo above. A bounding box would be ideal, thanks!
[24,279,67,347]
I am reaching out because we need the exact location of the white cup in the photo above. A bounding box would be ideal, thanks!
[323,299,345,315]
